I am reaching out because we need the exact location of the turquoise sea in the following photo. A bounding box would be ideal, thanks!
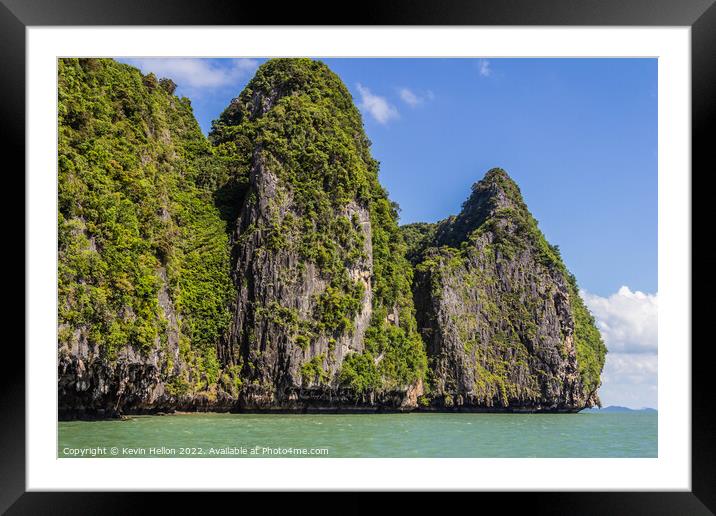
[58,411,657,458]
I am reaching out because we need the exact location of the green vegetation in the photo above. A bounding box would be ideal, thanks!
[210,59,427,392]
[401,222,438,265]
[567,273,608,395]
[300,355,329,386]
[412,168,606,400]
[446,168,564,270]
[58,58,234,393]
[57,58,602,410]
[315,284,364,335]
[338,352,381,394]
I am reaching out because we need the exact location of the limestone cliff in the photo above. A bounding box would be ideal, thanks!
[57,58,239,418]
[409,169,606,411]
[209,59,427,410]
[57,58,604,418]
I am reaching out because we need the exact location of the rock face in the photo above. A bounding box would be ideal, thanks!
[223,159,376,407]
[57,58,239,418]
[57,58,605,418]
[409,169,606,411]
[209,59,426,410]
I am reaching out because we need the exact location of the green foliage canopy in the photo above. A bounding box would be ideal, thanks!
[58,58,235,393]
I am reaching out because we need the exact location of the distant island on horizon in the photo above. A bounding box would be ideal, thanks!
[580,406,657,413]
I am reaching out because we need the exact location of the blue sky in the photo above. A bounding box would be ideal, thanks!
[119,57,658,408]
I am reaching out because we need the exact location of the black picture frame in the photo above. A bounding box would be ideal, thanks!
[3,0,713,513]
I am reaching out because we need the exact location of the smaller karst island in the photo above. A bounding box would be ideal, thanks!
[57,58,607,419]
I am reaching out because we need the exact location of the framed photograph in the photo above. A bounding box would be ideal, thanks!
[6,0,713,512]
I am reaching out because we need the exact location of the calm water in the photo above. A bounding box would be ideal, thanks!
[58,412,657,458]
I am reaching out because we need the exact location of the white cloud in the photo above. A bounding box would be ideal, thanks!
[122,58,258,92]
[602,352,658,385]
[581,286,658,354]
[478,59,492,77]
[398,88,434,107]
[580,286,658,409]
[356,83,399,124]
[598,352,658,408]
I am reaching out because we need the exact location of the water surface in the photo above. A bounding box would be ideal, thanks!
[58,412,657,458]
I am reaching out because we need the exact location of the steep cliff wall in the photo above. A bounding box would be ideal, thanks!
[57,58,239,417]
[409,169,606,411]
[209,59,427,409]
[57,58,604,417]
